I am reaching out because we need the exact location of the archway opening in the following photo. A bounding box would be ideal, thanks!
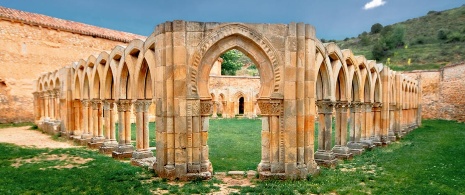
[206,46,264,172]
[238,97,245,115]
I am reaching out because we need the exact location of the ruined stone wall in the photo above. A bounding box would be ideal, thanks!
[0,20,141,123]
[404,63,465,122]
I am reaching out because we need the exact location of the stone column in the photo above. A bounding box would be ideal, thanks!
[371,102,382,146]
[80,100,92,139]
[388,103,397,141]
[200,100,213,175]
[222,101,227,118]
[53,89,60,121]
[315,100,337,167]
[132,100,153,159]
[348,102,364,154]
[211,101,218,118]
[332,101,352,159]
[361,103,374,149]
[112,99,134,159]
[44,92,50,119]
[257,99,271,172]
[89,99,104,148]
[100,100,118,153]
[48,90,55,120]
[73,100,81,136]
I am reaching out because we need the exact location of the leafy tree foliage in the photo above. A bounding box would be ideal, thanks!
[220,49,244,75]
[371,23,383,34]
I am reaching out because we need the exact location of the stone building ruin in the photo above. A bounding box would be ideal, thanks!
[32,20,422,180]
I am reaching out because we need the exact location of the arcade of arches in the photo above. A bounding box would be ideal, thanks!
[33,21,421,180]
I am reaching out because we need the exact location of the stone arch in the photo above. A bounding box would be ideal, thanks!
[326,43,349,101]
[104,46,124,100]
[83,72,90,100]
[96,51,109,98]
[315,40,334,101]
[356,56,372,103]
[116,39,144,99]
[135,58,153,99]
[192,23,282,99]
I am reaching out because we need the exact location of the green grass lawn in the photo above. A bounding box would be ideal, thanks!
[0,122,35,129]
[1,119,464,194]
[209,118,262,172]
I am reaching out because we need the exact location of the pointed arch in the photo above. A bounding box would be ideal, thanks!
[192,23,283,99]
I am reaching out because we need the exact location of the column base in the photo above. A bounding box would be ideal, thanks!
[132,150,154,159]
[314,151,338,168]
[381,136,390,146]
[347,142,365,155]
[112,144,135,159]
[360,139,375,149]
[257,162,271,172]
[332,145,353,160]
[388,135,397,142]
[131,156,156,168]
[75,137,91,146]
[99,140,118,154]
[370,136,382,146]
[87,137,105,149]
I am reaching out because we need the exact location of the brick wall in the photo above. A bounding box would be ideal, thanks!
[405,63,465,122]
[0,20,141,123]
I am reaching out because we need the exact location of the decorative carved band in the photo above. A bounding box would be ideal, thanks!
[91,99,102,110]
[316,100,335,114]
[81,99,91,107]
[200,100,212,116]
[365,102,374,112]
[372,102,382,108]
[134,100,152,113]
[117,99,133,112]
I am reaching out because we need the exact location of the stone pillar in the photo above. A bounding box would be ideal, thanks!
[371,102,382,146]
[44,92,50,119]
[332,101,352,159]
[53,89,60,121]
[89,99,104,148]
[361,103,374,149]
[80,100,92,139]
[73,100,81,136]
[211,101,218,118]
[348,102,364,154]
[222,101,227,118]
[388,103,397,141]
[315,100,337,167]
[48,90,55,120]
[257,99,271,172]
[113,99,134,159]
[132,100,153,159]
[100,100,118,153]
[200,100,213,175]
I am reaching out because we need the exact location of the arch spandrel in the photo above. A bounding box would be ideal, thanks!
[191,23,283,99]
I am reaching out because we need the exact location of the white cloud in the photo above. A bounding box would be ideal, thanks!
[364,0,387,10]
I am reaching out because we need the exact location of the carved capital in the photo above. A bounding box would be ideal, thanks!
[365,102,373,112]
[102,99,115,111]
[200,100,212,116]
[316,100,335,114]
[335,101,349,112]
[257,99,282,116]
[32,92,40,98]
[373,102,382,108]
[134,100,152,113]
[81,99,91,107]
[222,101,227,106]
[116,99,133,112]
[91,99,102,110]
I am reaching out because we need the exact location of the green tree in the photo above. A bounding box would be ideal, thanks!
[371,23,383,34]
[220,49,244,75]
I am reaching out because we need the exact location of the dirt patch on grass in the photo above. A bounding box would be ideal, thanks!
[11,153,93,169]
[0,126,76,148]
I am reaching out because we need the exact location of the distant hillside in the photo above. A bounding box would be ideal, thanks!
[333,5,465,71]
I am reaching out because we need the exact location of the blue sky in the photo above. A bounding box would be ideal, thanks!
[1,0,464,40]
